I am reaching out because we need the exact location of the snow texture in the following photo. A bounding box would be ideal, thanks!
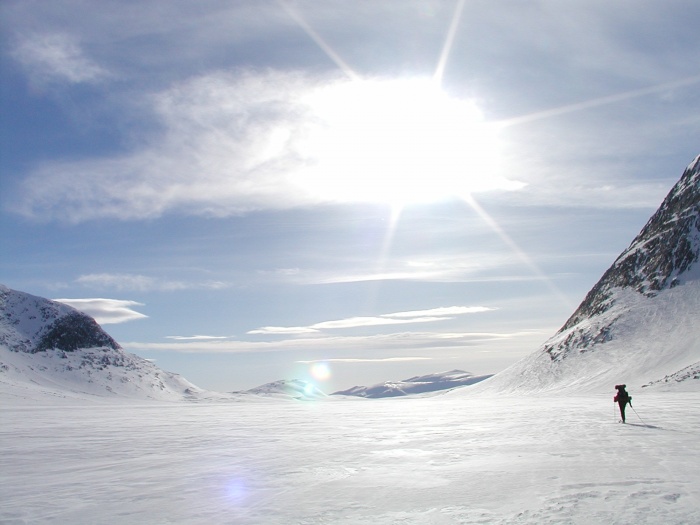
[2,394,699,524]
[333,369,492,398]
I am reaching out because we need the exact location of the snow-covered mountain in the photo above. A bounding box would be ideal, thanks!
[476,155,700,394]
[333,369,492,398]
[239,379,327,400]
[0,284,209,403]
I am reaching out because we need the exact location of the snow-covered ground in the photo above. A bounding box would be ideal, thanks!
[2,392,699,524]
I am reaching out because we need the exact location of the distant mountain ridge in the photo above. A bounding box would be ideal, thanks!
[334,369,492,398]
[238,379,327,400]
[0,285,207,402]
[474,155,700,394]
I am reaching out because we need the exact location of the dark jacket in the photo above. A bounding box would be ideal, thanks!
[614,388,631,405]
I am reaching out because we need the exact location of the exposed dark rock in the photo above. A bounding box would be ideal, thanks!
[34,311,120,353]
[546,156,700,361]
[642,362,700,388]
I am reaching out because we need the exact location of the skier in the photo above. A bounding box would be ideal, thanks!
[614,384,632,423]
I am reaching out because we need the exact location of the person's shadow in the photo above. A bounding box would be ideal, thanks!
[624,422,662,429]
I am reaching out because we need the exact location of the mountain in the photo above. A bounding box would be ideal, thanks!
[333,369,492,398]
[475,155,700,394]
[0,284,209,403]
[239,379,327,400]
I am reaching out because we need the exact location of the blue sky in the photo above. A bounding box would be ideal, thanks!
[1,0,699,392]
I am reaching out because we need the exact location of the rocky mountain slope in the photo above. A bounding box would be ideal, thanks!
[473,155,700,394]
[0,285,208,403]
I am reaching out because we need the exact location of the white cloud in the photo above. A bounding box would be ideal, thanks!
[165,335,230,341]
[297,357,433,364]
[11,70,522,222]
[310,316,449,330]
[386,306,494,318]
[123,329,541,354]
[12,33,110,85]
[76,274,167,292]
[248,305,495,335]
[75,273,229,292]
[54,298,147,324]
[5,3,699,223]
[247,326,320,335]
[302,253,555,285]
[260,268,301,277]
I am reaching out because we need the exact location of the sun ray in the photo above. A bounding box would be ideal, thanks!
[375,203,404,275]
[358,203,405,314]
[462,194,574,311]
[497,74,700,128]
[280,0,561,316]
[279,1,359,80]
[433,0,466,85]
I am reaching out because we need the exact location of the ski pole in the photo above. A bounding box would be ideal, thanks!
[630,404,647,426]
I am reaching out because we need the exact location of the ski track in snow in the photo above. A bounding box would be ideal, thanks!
[2,393,699,524]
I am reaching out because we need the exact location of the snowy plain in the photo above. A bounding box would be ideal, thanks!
[2,391,699,525]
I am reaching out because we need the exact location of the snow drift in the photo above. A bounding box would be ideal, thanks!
[475,155,700,394]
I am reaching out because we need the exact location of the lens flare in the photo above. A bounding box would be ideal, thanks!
[310,362,331,381]
[223,477,248,504]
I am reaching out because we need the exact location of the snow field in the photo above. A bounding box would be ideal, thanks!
[1,392,699,524]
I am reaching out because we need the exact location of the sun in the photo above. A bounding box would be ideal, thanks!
[295,77,519,207]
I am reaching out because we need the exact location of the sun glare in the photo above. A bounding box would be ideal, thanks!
[297,78,518,207]
[310,362,331,381]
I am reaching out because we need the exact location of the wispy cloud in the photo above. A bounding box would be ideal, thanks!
[75,273,230,292]
[319,273,554,284]
[165,335,230,341]
[5,2,698,224]
[10,70,521,222]
[123,329,540,354]
[258,268,301,277]
[386,306,494,318]
[310,316,448,330]
[247,327,320,335]
[247,306,495,335]
[54,298,146,324]
[297,357,433,364]
[12,33,110,86]
[292,254,542,285]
